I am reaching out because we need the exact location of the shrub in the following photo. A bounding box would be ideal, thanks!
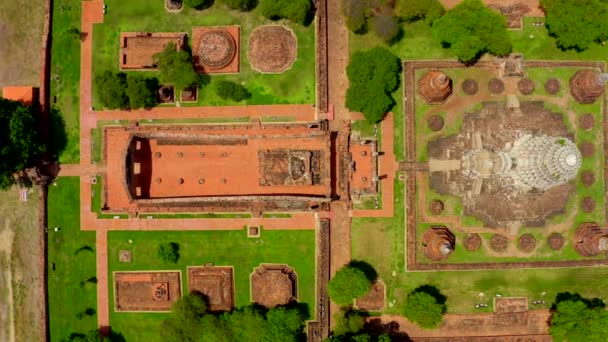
[95,71,128,110]
[327,265,372,306]
[126,74,159,109]
[345,47,401,123]
[183,0,214,10]
[542,0,608,51]
[157,242,180,263]
[153,43,201,91]
[397,0,445,23]
[342,0,369,33]
[214,80,251,102]
[259,0,311,24]
[403,287,446,329]
[371,14,399,43]
[432,0,511,63]
[221,0,256,11]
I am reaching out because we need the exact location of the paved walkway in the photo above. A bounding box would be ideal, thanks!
[327,0,350,122]
[57,164,104,176]
[351,113,399,218]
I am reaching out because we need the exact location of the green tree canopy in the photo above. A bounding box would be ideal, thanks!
[397,0,444,23]
[157,242,180,263]
[221,0,256,11]
[432,0,512,63]
[153,43,201,91]
[0,98,44,189]
[371,14,400,43]
[550,293,608,342]
[214,80,251,102]
[259,0,312,24]
[161,293,207,342]
[183,0,213,10]
[345,47,401,123]
[333,310,366,336]
[403,287,446,329]
[126,74,159,109]
[327,265,372,306]
[542,0,608,51]
[95,71,128,110]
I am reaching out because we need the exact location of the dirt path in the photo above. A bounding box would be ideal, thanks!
[57,163,104,176]
[441,0,545,17]
[326,0,350,121]
[95,229,109,330]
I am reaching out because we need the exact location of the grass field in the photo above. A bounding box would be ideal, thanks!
[50,0,82,163]
[107,229,316,342]
[47,177,98,341]
[91,1,315,108]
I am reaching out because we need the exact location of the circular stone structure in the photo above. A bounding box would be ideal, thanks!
[544,78,561,95]
[580,142,595,157]
[158,86,174,103]
[488,78,505,94]
[248,25,297,73]
[418,71,452,104]
[574,222,608,257]
[581,171,595,186]
[579,113,595,130]
[421,227,455,261]
[518,234,536,252]
[490,234,508,252]
[198,30,237,69]
[548,233,565,250]
[570,70,606,104]
[463,233,482,251]
[427,115,444,131]
[430,200,444,215]
[462,79,478,95]
[517,78,535,95]
[582,197,596,213]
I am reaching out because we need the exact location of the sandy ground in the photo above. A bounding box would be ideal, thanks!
[0,186,43,342]
[0,0,44,87]
[441,0,545,16]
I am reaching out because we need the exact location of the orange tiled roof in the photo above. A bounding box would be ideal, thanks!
[2,86,35,105]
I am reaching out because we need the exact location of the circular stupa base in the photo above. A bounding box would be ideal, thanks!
[582,197,596,213]
[463,233,482,251]
[462,79,478,95]
[490,234,508,252]
[580,142,595,157]
[518,234,536,252]
[544,78,560,95]
[430,200,444,215]
[581,171,596,186]
[488,78,505,94]
[427,115,444,131]
[198,30,237,69]
[548,233,565,250]
[579,113,595,130]
[517,78,535,95]
[248,25,297,73]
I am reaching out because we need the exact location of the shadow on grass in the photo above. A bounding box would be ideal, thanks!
[349,260,378,282]
[412,284,447,305]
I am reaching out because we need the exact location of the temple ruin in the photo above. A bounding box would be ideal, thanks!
[574,223,608,257]
[429,99,581,227]
[418,70,452,104]
[570,70,608,104]
[421,226,455,261]
[119,32,186,70]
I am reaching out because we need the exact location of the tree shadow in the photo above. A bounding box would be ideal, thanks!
[412,285,447,305]
[348,260,378,282]
[363,318,413,342]
[47,108,68,159]
[74,245,94,255]
[170,242,180,262]
[552,291,606,310]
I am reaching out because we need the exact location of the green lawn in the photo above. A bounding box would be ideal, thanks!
[50,0,82,163]
[91,1,315,108]
[47,177,98,341]
[107,229,316,342]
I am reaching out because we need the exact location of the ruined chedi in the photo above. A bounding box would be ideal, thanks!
[570,70,608,104]
[462,134,582,191]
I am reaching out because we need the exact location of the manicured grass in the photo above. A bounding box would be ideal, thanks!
[107,229,316,342]
[47,177,98,341]
[50,0,82,163]
[91,1,315,108]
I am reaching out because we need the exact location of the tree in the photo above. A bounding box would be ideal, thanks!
[397,0,444,24]
[328,265,372,306]
[95,71,128,109]
[432,0,512,63]
[403,287,446,329]
[157,242,180,263]
[333,310,366,336]
[345,47,401,123]
[541,0,608,51]
[371,14,399,43]
[0,98,44,189]
[224,306,268,341]
[183,0,213,10]
[342,0,370,33]
[199,314,234,342]
[264,306,306,342]
[550,293,608,342]
[259,0,311,25]
[161,293,207,342]
[153,43,201,91]
[214,80,251,102]
[221,0,256,11]
[126,74,159,109]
